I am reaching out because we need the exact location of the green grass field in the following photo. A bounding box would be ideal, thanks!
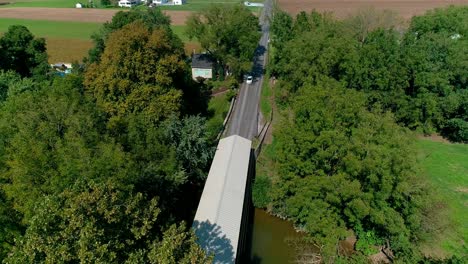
[417,138,468,257]
[0,18,101,39]
[0,18,187,40]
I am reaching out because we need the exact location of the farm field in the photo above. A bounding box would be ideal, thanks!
[417,138,468,258]
[0,18,190,62]
[278,0,468,19]
[0,18,101,39]
[0,7,190,25]
[46,38,93,62]
[1,0,262,10]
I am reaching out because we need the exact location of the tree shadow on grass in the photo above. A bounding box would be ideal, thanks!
[193,220,235,264]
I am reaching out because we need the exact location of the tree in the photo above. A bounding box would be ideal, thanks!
[84,21,187,125]
[186,4,260,77]
[0,25,49,79]
[0,76,135,221]
[344,28,409,116]
[4,180,211,263]
[88,8,177,63]
[164,115,214,182]
[344,7,402,43]
[271,84,431,260]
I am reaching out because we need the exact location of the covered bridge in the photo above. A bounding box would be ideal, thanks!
[192,135,254,264]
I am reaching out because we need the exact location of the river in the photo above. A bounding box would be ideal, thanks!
[249,208,303,264]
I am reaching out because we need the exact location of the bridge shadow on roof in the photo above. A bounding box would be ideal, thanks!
[193,220,235,264]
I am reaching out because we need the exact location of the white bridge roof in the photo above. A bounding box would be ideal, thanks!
[192,135,252,263]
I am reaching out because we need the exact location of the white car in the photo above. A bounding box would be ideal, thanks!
[246,75,253,84]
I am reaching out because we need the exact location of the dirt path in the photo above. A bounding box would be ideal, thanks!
[278,0,468,19]
[0,7,190,25]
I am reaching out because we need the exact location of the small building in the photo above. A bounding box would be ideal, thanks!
[173,0,185,5]
[191,53,214,80]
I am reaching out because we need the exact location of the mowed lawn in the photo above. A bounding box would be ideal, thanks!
[0,18,190,62]
[417,139,468,257]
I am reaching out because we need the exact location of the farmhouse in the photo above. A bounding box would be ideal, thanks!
[173,0,185,5]
[152,0,168,4]
[118,0,139,7]
[191,53,214,80]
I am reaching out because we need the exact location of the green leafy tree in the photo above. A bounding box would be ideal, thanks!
[0,77,134,221]
[0,25,49,79]
[164,115,214,182]
[4,180,211,264]
[85,21,187,125]
[186,4,261,77]
[271,84,430,259]
[88,8,177,63]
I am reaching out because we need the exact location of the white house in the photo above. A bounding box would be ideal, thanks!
[173,0,185,5]
[191,53,214,80]
[118,0,139,7]
[152,0,168,4]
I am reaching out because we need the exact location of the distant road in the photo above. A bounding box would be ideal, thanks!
[226,0,272,140]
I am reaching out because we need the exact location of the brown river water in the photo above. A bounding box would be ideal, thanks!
[249,208,303,264]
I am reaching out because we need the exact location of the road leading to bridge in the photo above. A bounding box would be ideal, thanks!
[226,0,272,140]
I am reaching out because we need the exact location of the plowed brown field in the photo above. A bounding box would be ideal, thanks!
[278,0,468,19]
[0,7,190,25]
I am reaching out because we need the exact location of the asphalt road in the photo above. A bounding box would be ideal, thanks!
[225,0,272,140]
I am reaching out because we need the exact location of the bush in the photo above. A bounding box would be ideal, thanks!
[226,89,237,102]
[252,175,272,208]
[354,225,383,256]
[442,118,468,142]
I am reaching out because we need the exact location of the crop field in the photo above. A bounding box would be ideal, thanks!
[417,138,468,257]
[278,0,468,19]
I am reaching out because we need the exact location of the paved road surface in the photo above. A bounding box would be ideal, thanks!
[225,0,272,140]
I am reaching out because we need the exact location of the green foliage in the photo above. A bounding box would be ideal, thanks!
[270,6,468,142]
[186,4,261,77]
[354,225,383,256]
[225,89,237,102]
[164,115,214,181]
[206,93,230,140]
[3,180,210,263]
[269,84,430,260]
[252,175,272,208]
[84,21,186,125]
[87,7,177,63]
[0,77,134,221]
[0,18,212,263]
[0,25,49,79]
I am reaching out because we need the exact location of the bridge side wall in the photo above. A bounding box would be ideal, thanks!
[235,149,256,263]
